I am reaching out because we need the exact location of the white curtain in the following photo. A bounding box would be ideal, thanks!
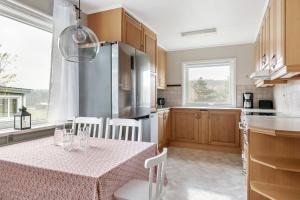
[48,0,79,122]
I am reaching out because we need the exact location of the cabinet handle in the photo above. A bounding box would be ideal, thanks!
[262,54,266,66]
[195,114,201,119]
[271,54,277,69]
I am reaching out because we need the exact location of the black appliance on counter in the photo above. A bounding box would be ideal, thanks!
[243,93,253,108]
[157,98,166,108]
[259,100,274,109]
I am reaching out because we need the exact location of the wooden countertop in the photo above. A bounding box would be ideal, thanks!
[247,116,300,137]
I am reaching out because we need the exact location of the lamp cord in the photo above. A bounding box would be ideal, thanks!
[78,0,81,19]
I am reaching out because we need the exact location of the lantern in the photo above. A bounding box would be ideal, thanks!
[14,106,31,130]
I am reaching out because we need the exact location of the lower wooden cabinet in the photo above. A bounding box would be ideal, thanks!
[170,108,241,153]
[171,109,200,143]
[208,110,240,147]
[158,109,170,149]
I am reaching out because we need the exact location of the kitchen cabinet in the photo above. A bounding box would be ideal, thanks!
[157,46,167,89]
[158,109,170,150]
[170,108,241,153]
[122,12,143,50]
[254,0,300,82]
[208,110,240,147]
[171,109,200,143]
[247,124,300,200]
[88,8,144,50]
[143,25,157,73]
[150,73,157,112]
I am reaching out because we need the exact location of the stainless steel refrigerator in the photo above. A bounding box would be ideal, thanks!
[79,42,151,141]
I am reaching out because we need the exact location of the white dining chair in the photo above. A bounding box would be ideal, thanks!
[105,118,142,142]
[72,117,104,138]
[114,148,168,200]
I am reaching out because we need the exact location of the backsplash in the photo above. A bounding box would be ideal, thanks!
[158,85,273,108]
[273,80,300,114]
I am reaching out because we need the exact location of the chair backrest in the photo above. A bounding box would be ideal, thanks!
[105,118,142,142]
[145,148,168,200]
[72,117,104,138]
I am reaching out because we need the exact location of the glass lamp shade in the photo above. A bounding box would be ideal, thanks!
[58,22,99,63]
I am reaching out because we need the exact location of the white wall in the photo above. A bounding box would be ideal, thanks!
[158,43,273,108]
[273,80,300,114]
[167,43,255,85]
[15,0,53,16]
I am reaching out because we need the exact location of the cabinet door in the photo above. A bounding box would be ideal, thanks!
[274,0,285,70]
[158,111,164,149]
[208,110,240,147]
[269,0,276,72]
[157,46,167,89]
[163,110,170,145]
[150,73,157,112]
[143,26,157,73]
[123,13,143,50]
[172,110,199,143]
[199,111,209,144]
[265,9,271,70]
[255,35,261,71]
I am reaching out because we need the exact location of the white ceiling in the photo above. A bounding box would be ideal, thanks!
[82,0,268,51]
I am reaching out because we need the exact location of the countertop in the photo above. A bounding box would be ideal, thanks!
[170,106,241,110]
[246,115,300,136]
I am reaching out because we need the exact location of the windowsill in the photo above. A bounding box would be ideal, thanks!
[0,123,55,138]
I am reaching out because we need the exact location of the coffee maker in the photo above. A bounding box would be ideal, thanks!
[243,93,253,108]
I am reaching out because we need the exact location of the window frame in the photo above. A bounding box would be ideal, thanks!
[182,58,237,107]
[0,1,53,129]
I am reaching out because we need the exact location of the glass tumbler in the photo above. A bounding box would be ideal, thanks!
[63,129,74,151]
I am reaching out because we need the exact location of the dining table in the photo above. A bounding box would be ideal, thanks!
[0,136,157,200]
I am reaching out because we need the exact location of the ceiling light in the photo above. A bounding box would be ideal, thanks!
[181,28,217,37]
[58,0,100,63]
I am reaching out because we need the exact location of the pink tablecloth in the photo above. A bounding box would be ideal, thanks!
[0,137,157,200]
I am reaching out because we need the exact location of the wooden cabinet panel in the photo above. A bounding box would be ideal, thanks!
[158,111,164,149]
[255,35,261,72]
[123,12,143,50]
[150,73,157,112]
[274,0,285,70]
[143,25,157,73]
[285,0,300,67]
[208,110,240,147]
[158,110,171,149]
[164,110,171,144]
[199,111,209,144]
[157,46,167,89]
[87,8,123,42]
[172,110,199,143]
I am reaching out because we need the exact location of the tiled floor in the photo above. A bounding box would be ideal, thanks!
[163,147,246,200]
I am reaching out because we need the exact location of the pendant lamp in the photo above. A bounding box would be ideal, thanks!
[58,0,99,63]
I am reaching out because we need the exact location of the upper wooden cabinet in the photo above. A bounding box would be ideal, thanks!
[143,25,157,73]
[87,8,156,54]
[254,0,300,82]
[157,46,167,89]
[150,73,157,112]
[122,12,143,50]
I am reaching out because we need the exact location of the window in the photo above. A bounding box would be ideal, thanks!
[182,59,236,107]
[0,2,52,128]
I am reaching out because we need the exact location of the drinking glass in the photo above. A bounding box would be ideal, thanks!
[53,121,65,146]
[78,126,89,150]
[63,129,74,151]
